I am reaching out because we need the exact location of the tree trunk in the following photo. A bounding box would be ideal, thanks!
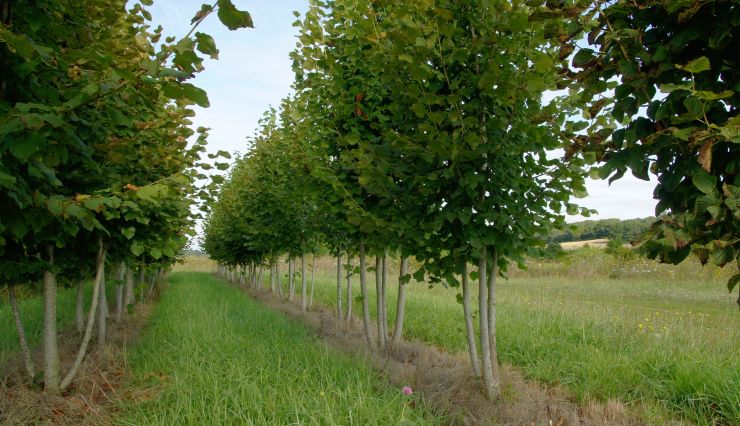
[97,260,107,345]
[309,253,316,310]
[375,256,385,349]
[381,251,389,341]
[101,271,109,319]
[391,256,408,346]
[60,239,106,391]
[270,260,275,293]
[138,267,145,303]
[42,246,60,394]
[488,249,501,392]
[462,263,480,377]
[9,285,35,381]
[76,280,85,333]
[336,254,343,321]
[478,248,497,400]
[276,260,283,297]
[358,242,374,348]
[257,264,263,289]
[124,265,134,307]
[288,258,295,301]
[345,253,352,323]
[301,254,307,311]
[115,262,124,322]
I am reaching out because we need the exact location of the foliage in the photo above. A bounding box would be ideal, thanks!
[548,217,655,243]
[570,0,739,295]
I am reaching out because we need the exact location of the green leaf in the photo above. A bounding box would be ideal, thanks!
[0,170,17,188]
[692,171,717,195]
[677,56,711,74]
[150,247,163,259]
[181,84,210,107]
[195,32,219,59]
[131,242,145,256]
[217,0,254,30]
[120,227,134,240]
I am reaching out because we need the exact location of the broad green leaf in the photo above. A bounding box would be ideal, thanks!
[677,56,710,74]
[692,171,717,195]
[217,0,254,30]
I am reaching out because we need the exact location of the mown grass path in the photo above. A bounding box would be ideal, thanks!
[118,272,440,425]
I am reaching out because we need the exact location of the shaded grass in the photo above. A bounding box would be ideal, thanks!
[118,272,441,425]
[302,266,739,425]
[0,282,117,364]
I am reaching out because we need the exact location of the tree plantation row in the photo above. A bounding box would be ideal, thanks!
[203,0,739,402]
[0,0,253,394]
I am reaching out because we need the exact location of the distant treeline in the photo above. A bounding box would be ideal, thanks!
[548,217,656,243]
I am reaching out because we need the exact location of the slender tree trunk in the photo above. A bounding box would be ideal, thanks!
[381,251,389,341]
[478,248,497,400]
[358,242,374,348]
[257,264,263,289]
[76,280,85,333]
[336,254,343,321]
[375,256,385,349]
[288,258,295,301]
[270,260,275,293]
[9,285,35,381]
[345,253,352,323]
[43,245,60,394]
[115,262,124,322]
[309,253,316,310]
[138,267,145,303]
[488,249,501,392]
[276,260,283,297]
[60,239,106,391]
[97,260,107,345]
[391,256,408,346]
[462,263,480,377]
[124,265,134,307]
[301,254,307,311]
[101,271,109,319]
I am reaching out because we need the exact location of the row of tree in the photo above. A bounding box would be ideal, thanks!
[0,0,252,394]
[547,217,656,243]
[207,0,738,401]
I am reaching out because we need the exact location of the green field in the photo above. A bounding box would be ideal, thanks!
[301,256,739,425]
[119,272,442,425]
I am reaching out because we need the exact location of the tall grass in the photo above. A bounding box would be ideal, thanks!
[293,252,740,426]
[119,272,442,425]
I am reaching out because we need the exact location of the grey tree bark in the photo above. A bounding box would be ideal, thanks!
[391,256,408,346]
[288,258,295,301]
[336,254,343,321]
[9,285,35,381]
[276,260,283,297]
[488,249,501,392]
[345,253,352,323]
[358,242,374,348]
[375,256,385,349]
[478,248,497,400]
[301,254,307,311]
[124,265,135,307]
[381,252,389,341]
[138,267,145,303]
[75,279,85,333]
[309,253,316,310]
[115,262,124,322]
[42,245,61,394]
[60,240,106,391]
[97,260,107,345]
[462,263,480,377]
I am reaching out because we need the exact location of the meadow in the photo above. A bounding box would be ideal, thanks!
[234,248,738,425]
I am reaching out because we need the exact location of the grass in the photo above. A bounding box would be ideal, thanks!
[118,272,442,425]
[275,253,740,426]
[0,281,117,364]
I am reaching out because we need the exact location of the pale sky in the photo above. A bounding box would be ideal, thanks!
[148,1,657,224]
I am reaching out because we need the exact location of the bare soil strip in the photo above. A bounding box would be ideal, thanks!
[243,285,643,426]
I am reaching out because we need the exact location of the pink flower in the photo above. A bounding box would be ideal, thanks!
[402,386,413,395]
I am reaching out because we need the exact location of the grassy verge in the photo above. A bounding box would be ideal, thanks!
[0,282,116,364]
[302,265,739,425]
[118,272,442,425]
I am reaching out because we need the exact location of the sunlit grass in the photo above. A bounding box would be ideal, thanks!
[118,272,442,425]
[297,259,739,426]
